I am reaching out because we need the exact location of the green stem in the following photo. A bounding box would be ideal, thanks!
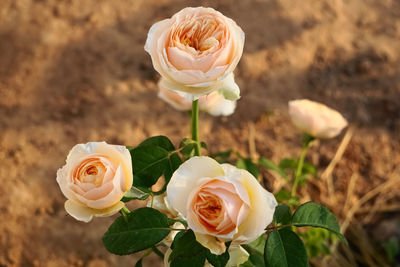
[121,206,131,214]
[191,99,201,156]
[265,224,293,232]
[291,143,310,197]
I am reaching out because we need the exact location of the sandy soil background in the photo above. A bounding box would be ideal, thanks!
[0,0,399,266]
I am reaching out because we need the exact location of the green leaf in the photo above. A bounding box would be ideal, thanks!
[164,153,182,183]
[138,135,175,151]
[279,158,297,170]
[132,136,182,190]
[131,146,169,187]
[292,202,347,243]
[102,207,170,255]
[274,190,299,206]
[259,157,288,178]
[180,144,196,160]
[168,217,188,228]
[383,237,399,263]
[236,158,260,179]
[122,186,151,202]
[279,159,317,178]
[209,150,232,163]
[240,247,264,267]
[169,230,207,267]
[273,204,292,225]
[300,228,333,258]
[200,142,207,149]
[134,259,143,267]
[206,242,230,267]
[265,229,309,267]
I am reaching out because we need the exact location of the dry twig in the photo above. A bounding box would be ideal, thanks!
[321,126,354,204]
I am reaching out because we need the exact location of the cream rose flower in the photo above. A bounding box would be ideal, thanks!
[289,99,348,139]
[166,156,277,255]
[145,7,244,100]
[56,142,133,222]
[158,84,236,116]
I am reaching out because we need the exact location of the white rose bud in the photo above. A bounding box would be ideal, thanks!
[289,99,348,139]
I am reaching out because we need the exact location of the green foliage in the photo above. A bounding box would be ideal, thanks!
[134,259,143,267]
[130,136,182,192]
[240,236,266,267]
[292,202,347,243]
[178,138,207,161]
[131,145,169,187]
[179,138,197,160]
[167,217,188,227]
[273,204,292,225]
[121,186,151,202]
[274,190,299,206]
[138,135,176,151]
[209,150,232,163]
[265,228,309,267]
[236,158,260,179]
[279,158,317,178]
[169,230,207,267]
[206,242,231,267]
[102,207,171,255]
[240,245,265,267]
[169,230,231,267]
[383,237,399,264]
[258,157,288,178]
[299,228,333,258]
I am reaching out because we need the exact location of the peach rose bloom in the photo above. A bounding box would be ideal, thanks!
[145,7,244,100]
[158,84,236,116]
[166,157,277,255]
[56,142,133,222]
[289,99,348,139]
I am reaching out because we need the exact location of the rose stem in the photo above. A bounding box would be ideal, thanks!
[121,206,131,214]
[291,134,314,197]
[191,99,201,156]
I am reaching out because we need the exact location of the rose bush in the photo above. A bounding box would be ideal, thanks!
[145,7,244,100]
[166,156,277,254]
[289,99,348,139]
[158,84,236,116]
[56,142,133,222]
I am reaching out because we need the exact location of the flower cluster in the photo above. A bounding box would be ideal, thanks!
[57,6,348,267]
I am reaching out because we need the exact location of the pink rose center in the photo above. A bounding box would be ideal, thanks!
[189,179,249,236]
[171,17,225,54]
[73,157,113,187]
[195,194,223,222]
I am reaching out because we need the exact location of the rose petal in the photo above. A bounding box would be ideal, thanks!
[218,73,240,101]
[205,95,236,116]
[64,199,124,223]
[83,165,125,209]
[289,99,348,139]
[158,85,192,111]
[227,245,249,267]
[233,169,277,243]
[167,156,225,216]
[195,233,226,255]
[94,143,133,191]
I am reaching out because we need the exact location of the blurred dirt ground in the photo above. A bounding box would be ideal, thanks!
[0,0,399,266]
